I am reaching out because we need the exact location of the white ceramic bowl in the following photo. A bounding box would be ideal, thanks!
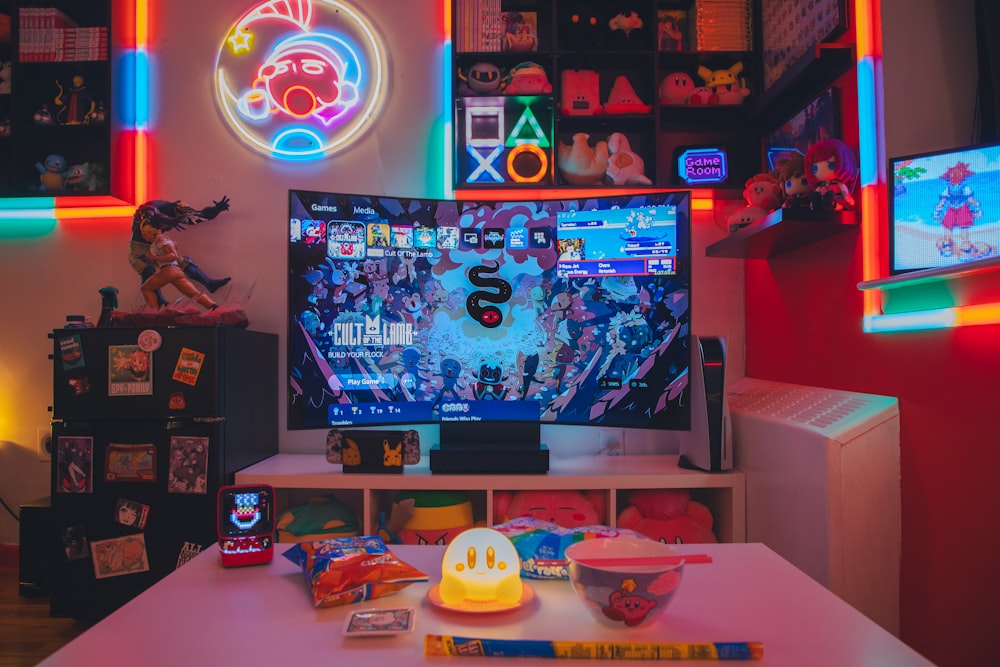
[564,537,684,629]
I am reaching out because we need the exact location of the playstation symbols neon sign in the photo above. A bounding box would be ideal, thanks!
[214,0,388,161]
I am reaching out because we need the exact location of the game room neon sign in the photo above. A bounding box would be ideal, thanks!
[214,0,387,161]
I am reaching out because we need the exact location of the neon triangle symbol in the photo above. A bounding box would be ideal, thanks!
[506,104,550,148]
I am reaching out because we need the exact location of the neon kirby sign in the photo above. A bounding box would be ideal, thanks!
[214,0,387,161]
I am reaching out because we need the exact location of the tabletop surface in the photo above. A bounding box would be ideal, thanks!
[39,542,934,667]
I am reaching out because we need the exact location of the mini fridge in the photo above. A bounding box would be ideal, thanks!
[727,376,901,636]
[49,326,278,620]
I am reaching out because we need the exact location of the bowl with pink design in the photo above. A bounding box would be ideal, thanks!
[564,537,684,629]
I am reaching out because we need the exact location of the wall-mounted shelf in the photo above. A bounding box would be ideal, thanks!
[705,207,858,259]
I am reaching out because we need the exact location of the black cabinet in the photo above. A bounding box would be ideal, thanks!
[0,1,111,197]
[48,326,278,620]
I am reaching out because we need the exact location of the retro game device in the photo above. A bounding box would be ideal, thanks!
[217,484,275,567]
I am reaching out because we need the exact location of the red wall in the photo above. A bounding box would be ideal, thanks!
[744,227,1000,666]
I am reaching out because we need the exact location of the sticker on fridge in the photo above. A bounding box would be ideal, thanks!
[91,535,151,579]
[114,498,150,529]
[108,345,152,396]
[58,335,86,371]
[167,436,209,494]
[105,443,157,482]
[56,436,93,493]
[172,347,205,387]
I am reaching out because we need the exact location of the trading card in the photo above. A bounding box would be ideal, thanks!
[91,534,150,579]
[167,436,209,493]
[343,608,415,637]
[105,443,156,482]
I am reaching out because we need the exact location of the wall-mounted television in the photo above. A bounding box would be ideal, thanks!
[890,141,1000,274]
[287,190,691,442]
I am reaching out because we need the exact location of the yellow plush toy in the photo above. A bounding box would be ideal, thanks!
[696,62,750,105]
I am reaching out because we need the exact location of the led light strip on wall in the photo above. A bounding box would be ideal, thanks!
[2,0,149,225]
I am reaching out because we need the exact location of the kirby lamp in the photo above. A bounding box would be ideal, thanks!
[217,484,275,567]
[439,527,522,606]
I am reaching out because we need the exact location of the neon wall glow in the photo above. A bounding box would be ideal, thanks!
[1,0,149,226]
[214,0,388,161]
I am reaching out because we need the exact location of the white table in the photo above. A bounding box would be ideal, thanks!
[39,543,933,666]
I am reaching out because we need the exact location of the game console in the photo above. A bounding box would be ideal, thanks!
[679,335,732,472]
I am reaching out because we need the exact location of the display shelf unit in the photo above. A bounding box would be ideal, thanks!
[235,453,746,543]
[1,1,112,197]
[705,207,858,259]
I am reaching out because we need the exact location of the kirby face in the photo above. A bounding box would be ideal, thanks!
[438,528,522,606]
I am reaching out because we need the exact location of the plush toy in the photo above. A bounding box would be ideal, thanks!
[696,62,750,105]
[561,69,603,116]
[743,172,783,212]
[457,62,503,96]
[493,489,606,528]
[379,490,478,545]
[687,86,718,106]
[776,154,813,209]
[727,204,769,233]
[658,72,694,105]
[504,62,552,95]
[606,132,652,186]
[557,132,609,185]
[608,10,643,36]
[603,75,651,115]
[275,493,360,542]
[804,138,858,211]
[616,489,717,544]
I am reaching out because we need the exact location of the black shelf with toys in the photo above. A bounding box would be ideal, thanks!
[451,0,856,198]
[0,1,111,197]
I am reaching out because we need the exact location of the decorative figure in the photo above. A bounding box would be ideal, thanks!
[606,132,652,185]
[557,132,609,185]
[658,72,694,105]
[457,62,503,95]
[804,138,858,211]
[139,223,217,310]
[128,197,232,305]
[696,62,750,105]
[54,75,96,125]
[776,154,813,209]
[35,154,67,191]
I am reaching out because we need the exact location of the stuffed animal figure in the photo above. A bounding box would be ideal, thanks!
[275,494,360,542]
[616,489,717,544]
[457,62,504,96]
[804,138,858,210]
[493,489,606,528]
[379,490,477,546]
[606,132,652,185]
[603,75,651,115]
[696,62,750,105]
[561,69,603,116]
[504,62,552,95]
[687,86,719,106]
[727,204,769,233]
[776,154,813,209]
[658,72,694,105]
[743,172,783,212]
[557,132,609,185]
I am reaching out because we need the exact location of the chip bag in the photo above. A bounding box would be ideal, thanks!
[283,535,428,608]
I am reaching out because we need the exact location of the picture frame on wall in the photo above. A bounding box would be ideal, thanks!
[761,0,847,91]
[764,87,841,170]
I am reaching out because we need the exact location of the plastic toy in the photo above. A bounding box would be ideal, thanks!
[493,489,606,528]
[560,69,602,116]
[606,132,652,186]
[54,75,96,125]
[743,172,783,212]
[128,197,232,306]
[616,489,717,544]
[658,72,694,105]
[439,527,523,605]
[64,162,108,192]
[776,154,813,209]
[503,62,551,95]
[557,132,609,185]
[457,62,503,95]
[33,104,54,125]
[140,224,218,310]
[275,493,359,542]
[603,75,651,115]
[379,490,476,545]
[804,138,858,210]
[696,62,750,105]
[35,153,67,191]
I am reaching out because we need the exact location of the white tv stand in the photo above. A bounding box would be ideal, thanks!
[235,454,746,543]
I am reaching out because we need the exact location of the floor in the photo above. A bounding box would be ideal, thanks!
[0,566,91,667]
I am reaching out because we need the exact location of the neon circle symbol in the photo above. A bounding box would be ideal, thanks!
[215,0,388,161]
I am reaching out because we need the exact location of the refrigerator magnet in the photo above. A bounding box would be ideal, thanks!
[105,443,157,482]
[108,345,153,396]
[167,436,209,494]
[56,436,93,493]
[114,498,150,529]
[172,347,205,387]
[137,329,162,352]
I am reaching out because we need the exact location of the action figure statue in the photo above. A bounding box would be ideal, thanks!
[128,197,232,305]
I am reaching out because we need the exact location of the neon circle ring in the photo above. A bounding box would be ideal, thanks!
[215,0,388,161]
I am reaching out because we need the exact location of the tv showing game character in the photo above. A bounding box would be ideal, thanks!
[287,190,691,434]
[891,142,1000,274]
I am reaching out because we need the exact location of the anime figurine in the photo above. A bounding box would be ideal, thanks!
[129,197,232,305]
[139,223,217,310]
[775,154,813,209]
[54,75,96,125]
[804,139,858,211]
[932,161,989,259]
[35,153,67,191]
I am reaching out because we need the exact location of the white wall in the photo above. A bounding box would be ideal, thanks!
[0,0,745,544]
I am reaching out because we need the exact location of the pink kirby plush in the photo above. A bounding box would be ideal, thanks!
[493,489,606,528]
[658,72,694,105]
[616,489,717,544]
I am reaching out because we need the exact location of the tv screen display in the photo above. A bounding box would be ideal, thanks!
[287,190,691,432]
[890,142,1000,274]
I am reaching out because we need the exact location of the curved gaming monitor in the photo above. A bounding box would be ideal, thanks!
[287,190,692,445]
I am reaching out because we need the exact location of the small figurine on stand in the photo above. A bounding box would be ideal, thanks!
[54,75,96,125]
[139,223,217,310]
[804,138,858,211]
[775,154,813,209]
